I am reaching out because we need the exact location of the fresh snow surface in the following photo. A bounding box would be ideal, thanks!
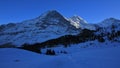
[0,41,120,68]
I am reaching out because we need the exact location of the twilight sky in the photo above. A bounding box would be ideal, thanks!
[0,0,120,24]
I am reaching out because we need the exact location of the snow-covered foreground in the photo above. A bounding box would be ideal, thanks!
[0,47,120,68]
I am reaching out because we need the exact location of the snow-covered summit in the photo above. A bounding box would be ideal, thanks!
[98,17,120,27]
[69,15,88,23]
[67,15,87,28]
[67,15,96,30]
[35,10,74,28]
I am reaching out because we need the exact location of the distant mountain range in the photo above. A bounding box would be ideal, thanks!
[0,10,120,47]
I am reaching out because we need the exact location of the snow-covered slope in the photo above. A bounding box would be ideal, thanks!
[0,10,80,46]
[0,45,120,68]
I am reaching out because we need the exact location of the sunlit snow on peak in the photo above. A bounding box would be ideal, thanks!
[67,15,85,28]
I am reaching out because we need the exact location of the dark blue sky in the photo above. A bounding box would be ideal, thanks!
[0,0,120,24]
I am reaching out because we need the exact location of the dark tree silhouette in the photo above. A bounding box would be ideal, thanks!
[46,49,56,55]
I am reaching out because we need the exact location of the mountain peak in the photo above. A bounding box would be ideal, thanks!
[70,15,87,23]
[46,10,59,13]
[42,10,60,16]
[101,17,120,24]
[67,15,88,28]
[104,17,120,22]
[98,17,120,27]
[69,15,88,24]
[39,10,64,20]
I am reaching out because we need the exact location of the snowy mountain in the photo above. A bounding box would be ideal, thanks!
[0,10,80,46]
[0,10,120,47]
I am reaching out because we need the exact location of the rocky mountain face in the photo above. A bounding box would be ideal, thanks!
[0,10,120,47]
